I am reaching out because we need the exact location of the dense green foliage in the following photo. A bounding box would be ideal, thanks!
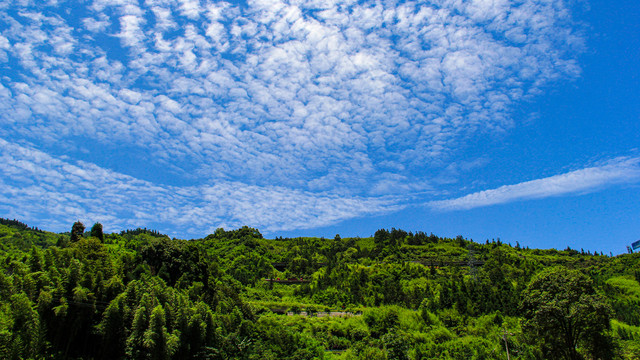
[520,268,614,360]
[0,219,639,359]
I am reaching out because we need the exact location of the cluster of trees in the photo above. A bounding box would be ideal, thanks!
[0,223,258,359]
[0,218,44,233]
[0,219,639,359]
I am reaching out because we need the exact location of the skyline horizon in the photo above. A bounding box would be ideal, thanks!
[1,0,638,255]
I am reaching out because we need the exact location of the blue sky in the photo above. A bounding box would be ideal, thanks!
[0,0,638,254]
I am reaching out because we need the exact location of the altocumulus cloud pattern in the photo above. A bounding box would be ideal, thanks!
[0,0,585,235]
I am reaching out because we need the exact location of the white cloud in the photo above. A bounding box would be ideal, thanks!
[82,16,110,32]
[429,157,640,211]
[179,0,201,19]
[0,139,402,235]
[0,0,589,230]
[0,1,582,186]
[118,13,146,48]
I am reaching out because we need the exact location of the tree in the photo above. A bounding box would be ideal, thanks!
[381,329,409,360]
[70,221,85,242]
[8,293,42,359]
[520,267,614,360]
[126,305,149,360]
[90,222,104,242]
[144,305,173,360]
[97,296,126,359]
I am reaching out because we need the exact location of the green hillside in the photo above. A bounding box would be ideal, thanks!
[0,219,639,359]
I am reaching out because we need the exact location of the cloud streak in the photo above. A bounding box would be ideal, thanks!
[0,139,402,236]
[429,157,640,211]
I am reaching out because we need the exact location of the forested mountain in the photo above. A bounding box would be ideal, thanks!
[0,219,639,359]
